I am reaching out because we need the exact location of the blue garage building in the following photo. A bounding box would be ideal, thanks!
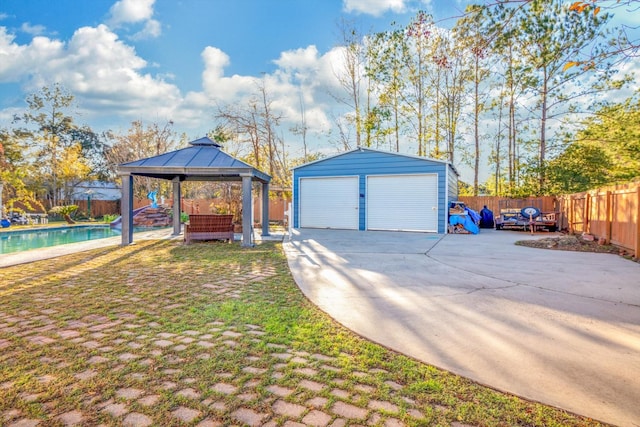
[292,147,458,234]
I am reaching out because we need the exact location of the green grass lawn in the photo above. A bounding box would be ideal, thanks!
[0,240,607,426]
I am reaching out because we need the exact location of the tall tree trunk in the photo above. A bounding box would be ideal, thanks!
[509,90,516,189]
[473,55,480,196]
[495,93,505,196]
[539,67,549,194]
[394,92,400,152]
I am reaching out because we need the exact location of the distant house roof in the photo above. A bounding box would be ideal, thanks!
[118,137,271,183]
[71,181,121,201]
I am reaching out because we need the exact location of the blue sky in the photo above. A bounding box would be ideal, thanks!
[0,0,470,134]
[1,0,637,184]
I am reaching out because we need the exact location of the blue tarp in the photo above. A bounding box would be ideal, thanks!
[480,206,494,228]
[449,214,479,234]
[465,207,481,224]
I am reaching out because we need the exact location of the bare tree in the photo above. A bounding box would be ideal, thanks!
[290,91,310,162]
[216,78,289,187]
[105,120,178,199]
[331,18,367,148]
[329,113,354,152]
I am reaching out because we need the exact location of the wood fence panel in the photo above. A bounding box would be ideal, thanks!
[558,181,640,256]
[72,200,120,217]
[611,188,637,250]
[586,192,607,238]
[133,197,291,222]
[458,196,501,214]
[458,196,557,215]
[254,197,288,223]
[29,195,287,222]
[572,195,586,233]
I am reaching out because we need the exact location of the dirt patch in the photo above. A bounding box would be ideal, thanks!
[515,233,638,261]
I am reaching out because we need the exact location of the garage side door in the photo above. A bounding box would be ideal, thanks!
[367,174,438,232]
[300,176,359,229]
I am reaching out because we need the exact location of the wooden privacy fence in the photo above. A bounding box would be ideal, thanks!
[22,197,290,223]
[9,200,120,218]
[460,182,640,256]
[557,182,640,256]
[458,196,558,217]
[71,199,120,218]
[49,197,289,223]
[132,197,290,223]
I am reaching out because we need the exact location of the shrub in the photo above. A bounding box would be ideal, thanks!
[49,205,78,224]
[102,214,119,223]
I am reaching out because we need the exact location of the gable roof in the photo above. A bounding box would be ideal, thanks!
[118,137,271,183]
[292,146,458,175]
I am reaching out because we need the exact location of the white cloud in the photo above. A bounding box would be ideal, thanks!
[0,20,340,141]
[131,19,161,40]
[271,45,347,131]
[20,22,46,36]
[107,0,161,39]
[273,45,327,92]
[0,23,183,127]
[191,44,336,136]
[108,0,155,25]
[274,45,321,71]
[0,28,63,83]
[200,46,256,101]
[0,106,20,124]
[61,25,180,115]
[343,0,407,16]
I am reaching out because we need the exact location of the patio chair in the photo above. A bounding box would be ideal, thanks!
[184,214,234,244]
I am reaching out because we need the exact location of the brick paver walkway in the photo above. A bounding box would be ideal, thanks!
[0,241,434,426]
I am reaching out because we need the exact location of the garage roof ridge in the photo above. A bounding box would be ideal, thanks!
[292,146,458,175]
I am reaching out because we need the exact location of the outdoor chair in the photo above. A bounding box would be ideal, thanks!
[184,214,234,244]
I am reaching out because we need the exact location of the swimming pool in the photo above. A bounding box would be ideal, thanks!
[1,225,126,254]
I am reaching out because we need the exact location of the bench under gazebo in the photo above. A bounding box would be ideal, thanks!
[117,137,271,247]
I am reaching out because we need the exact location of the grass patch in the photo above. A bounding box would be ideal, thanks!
[0,239,607,426]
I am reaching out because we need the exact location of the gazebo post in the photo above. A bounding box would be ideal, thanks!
[121,173,134,246]
[261,182,270,236]
[241,174,253,247]
[171,177,181,236]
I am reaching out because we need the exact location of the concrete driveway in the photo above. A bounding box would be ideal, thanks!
[283,228,640,427]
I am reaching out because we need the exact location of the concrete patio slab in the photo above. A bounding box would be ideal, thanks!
[283,228,640,427]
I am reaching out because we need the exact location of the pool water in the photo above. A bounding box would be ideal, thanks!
[0,225,124,254]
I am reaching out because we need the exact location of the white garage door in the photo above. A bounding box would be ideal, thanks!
[300,176,359,229]
[367,174,438,232]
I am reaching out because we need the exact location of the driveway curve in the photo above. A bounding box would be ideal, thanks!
[283,228,640,427]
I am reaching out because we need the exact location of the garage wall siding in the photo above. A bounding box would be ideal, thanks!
[448,164,459,202]
[293,148,458,233]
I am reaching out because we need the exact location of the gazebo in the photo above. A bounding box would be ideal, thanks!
[117,137,271,247]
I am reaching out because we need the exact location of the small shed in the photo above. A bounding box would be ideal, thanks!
[118,137,271,247]
[292,147,458,233]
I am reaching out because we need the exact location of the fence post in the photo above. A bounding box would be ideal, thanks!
[584,193,590,234]
[569,196,575,233]
[636,186,640,258]
[606,190,612,244]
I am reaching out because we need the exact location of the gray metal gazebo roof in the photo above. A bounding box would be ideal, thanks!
[118,137,271,183]
[117,137,271,247]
